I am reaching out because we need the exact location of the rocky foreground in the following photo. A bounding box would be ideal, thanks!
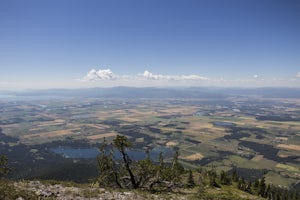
[10,180,268,200]
[13,181,188,200]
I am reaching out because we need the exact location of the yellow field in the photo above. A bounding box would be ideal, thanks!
[166,141,179,147]
[277,144,300,151]
[180,153,204,161]
[23,128,79,138]
[85,124,109,130]
[251,155,264,162]
[277,153,289,158]
[159,127,180,132]
[275,137,288,141]
[29,127,47,132]
[87,132,117,140]
[183,118,227,142]
[118,117,142,122]
[159,106,198,115]
[1,124,21,128]
[35,119,65,127]
[126,109,157,116]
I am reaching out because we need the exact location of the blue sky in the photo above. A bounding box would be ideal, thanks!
[0,0,300,89]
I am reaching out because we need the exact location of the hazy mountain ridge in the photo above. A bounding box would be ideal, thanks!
[2,87,300,99]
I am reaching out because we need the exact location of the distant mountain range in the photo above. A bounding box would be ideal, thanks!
[1,87,300,99]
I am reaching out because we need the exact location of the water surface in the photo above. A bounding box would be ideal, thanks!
[51,146,174,160]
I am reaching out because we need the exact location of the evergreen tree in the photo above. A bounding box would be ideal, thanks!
[238,179,243,190]
[135,149,156,188]
[187,170,195,188]
[232,168,239,182]
[207,167,220,188]
[266,184,271,199]
[220,170,231,185]
[254,179,259,189]
[113,135,138,188]
[0,155,9,178]
[245,180,252,194]
[156,152,165,180]
[258,177,266,197]
[209,176,220,188]
[97,138,121,188]
[170,150,184,183]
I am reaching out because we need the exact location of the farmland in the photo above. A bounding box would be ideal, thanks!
[0,89,300,189]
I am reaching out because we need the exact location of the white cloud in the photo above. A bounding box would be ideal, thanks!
[142,71,169,80]
[141,70,209,81]
[81,69,209,83]
[180,74,210,81]
[79,69,300,88]
[82,69,117,81]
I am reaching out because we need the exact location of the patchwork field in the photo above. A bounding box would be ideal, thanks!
[1,96,300,188]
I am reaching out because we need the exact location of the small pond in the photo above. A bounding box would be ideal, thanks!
[212,121,236,127]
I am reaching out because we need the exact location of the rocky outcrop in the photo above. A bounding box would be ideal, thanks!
[13,181,187,200]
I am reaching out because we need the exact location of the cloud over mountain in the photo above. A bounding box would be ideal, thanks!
[81,69,209,83]
[141,70,209,81]
[82,69,118,81]
[78,69,300,88]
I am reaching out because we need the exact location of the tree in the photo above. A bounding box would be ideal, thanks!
[149,152,168,191]
[113,135,138,188]
[155,152,165,181]
[209,176,220,188]
[254,179,259,189]
[97,138,121,188]
[134,150,156,188]
[171,151,184,182]
[149,150,185,191]
[98,136,156,189]
[220,170,231,185]
[232,168,239,182]
[187,170,195,188]
[0,155,9,178]
[206,167,220,188]
[258,176,266,197]
[98,135,187,191]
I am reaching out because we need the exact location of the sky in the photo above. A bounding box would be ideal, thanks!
[0,0,300,89]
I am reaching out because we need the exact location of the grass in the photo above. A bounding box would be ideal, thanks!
[227,155,276,170]
[276,163,300,172]
[265,171,296,187]
[0,180,36,199]
[190,185,264,200]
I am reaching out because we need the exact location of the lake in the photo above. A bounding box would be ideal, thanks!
[50,146,174,160]
[50,147,99,158]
